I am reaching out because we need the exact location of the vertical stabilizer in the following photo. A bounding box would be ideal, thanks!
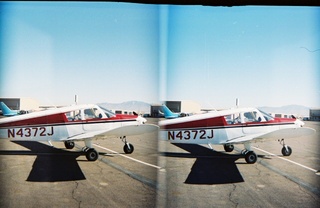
[162,105,179,119]
[0,102,19,116]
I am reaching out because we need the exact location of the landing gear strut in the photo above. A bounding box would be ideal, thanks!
[121,136,134,154]
[82,140,99,161]
[242,143,257,164]
[279,139,292,156]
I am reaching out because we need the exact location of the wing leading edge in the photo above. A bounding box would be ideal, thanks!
[63,124,159,141]
[226,127,316,144]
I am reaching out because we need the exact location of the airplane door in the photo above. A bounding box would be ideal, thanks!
[82,107,107,131]
[241,111,261,135]
[242,111,265,134]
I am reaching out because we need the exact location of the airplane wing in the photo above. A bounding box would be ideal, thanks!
[63,124,159,141]
[226,127,316,144]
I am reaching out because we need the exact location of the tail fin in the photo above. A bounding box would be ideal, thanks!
[0,102,18,116]
[162,105,179,119]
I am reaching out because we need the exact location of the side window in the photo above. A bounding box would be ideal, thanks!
[65,110,82,121]
[243,112,256,122]
[84,108,102,120]
[224,113,241,125]
[243,111,262,123]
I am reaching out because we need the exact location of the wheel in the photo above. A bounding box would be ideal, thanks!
[281,146,292,156]
[224,144,234,152]
[245,151,257,164]
[123,143,134,154]
[86,148,99,161]
[64,141,75,149]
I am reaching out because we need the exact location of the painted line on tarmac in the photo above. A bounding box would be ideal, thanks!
[93,143,162,170]
[253,146,318,173]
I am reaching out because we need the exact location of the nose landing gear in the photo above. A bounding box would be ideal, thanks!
[279,139,292,156]
[121,136,134,154]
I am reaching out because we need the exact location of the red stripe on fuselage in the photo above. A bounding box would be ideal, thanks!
[162,116,227,130]
[0,113,138,128]
[161,116,297,130]
[0,113,68,127]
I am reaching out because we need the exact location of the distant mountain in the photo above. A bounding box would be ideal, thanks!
[258,105,310,117]
[98,101,151,114]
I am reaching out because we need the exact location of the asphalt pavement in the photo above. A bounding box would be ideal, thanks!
[0,119,319,207]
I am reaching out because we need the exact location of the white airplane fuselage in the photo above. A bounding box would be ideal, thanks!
[0,104,146,142]
[159,107,306,145]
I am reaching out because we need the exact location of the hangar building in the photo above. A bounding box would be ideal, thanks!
[0,98,39,113]
[310,109,320,121]
[150,100,201,117]
[165,100,201,114]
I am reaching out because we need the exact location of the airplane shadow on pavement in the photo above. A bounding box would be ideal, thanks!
[4,141,86,182]
[163,144,245,185]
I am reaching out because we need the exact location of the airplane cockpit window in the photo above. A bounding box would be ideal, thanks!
[84,108,102,119]
[243,110,274,123]
[243,112,259,122]
[99,106,116,118]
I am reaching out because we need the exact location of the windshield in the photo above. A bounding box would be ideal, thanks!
[99,106,116,118]
[258,109,274,121]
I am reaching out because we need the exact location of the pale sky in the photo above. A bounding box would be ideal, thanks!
[1,2,319,108]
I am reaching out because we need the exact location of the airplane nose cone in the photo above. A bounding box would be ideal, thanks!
[137,116,147,124]
[295,119,305,127]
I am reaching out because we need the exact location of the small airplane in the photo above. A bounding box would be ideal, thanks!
[160,105,190,119]
[0,102,28,116]
[0,104,159,161]
[159,107,315,164]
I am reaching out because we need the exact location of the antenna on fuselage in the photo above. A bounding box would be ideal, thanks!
[75,95,78,105]
[236,98,239,108]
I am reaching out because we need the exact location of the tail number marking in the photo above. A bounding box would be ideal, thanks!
[168,129,214,140]
[8,127,54,138]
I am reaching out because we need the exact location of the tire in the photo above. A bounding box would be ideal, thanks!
[86,149,99,161]
[123,143,134,154]
[64,141,75,149]
[245,151,257,164]
[281,146,292,156]
[224,144,234,152]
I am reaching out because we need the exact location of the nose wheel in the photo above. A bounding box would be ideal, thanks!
[121,136,134,154]
[279,139,292,156]
[123,143,134,154]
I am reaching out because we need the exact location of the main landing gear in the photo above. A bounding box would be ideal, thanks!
[223,144,257,164]
[242,149,258,164]
[224,143,258,164]
[64,137,135,161]
[64,141,99,161]
[224,144,234,152]
[222,139,293,164]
